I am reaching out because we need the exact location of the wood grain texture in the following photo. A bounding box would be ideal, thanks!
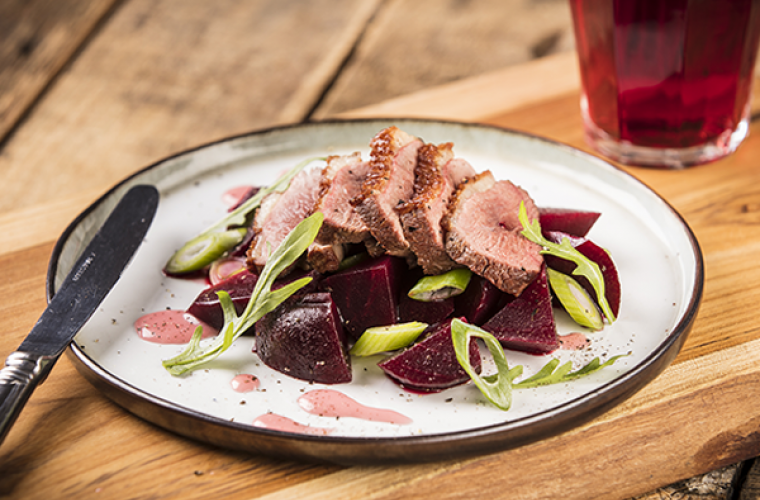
[0,0,381,216]
[312,0,575,118]
[0,0,120,144]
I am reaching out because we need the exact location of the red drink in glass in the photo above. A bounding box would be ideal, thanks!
[569,0,760,168]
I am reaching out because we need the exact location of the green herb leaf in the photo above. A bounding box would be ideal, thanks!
[518,202,616,323]
[451,319,513,410]
[513,354,629,389]
[408,268,472,302]
[350,322,428,357]
[162,212,324,375]
[164,157,324,274]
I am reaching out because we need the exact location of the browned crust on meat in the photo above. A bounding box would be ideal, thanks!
[397,142,453,216]
[351,127,396,207]
[307,242,344,274]
[350,126,421,256]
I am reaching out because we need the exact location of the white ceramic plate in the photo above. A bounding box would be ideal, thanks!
[51,120,703,464]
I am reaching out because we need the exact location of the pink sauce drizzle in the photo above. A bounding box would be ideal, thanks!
[298,389,412,425]
[230,374,260,393]
[134,310,218,344]
[222,185,254,208]
[559,332,590,350]
[252,413,334,435]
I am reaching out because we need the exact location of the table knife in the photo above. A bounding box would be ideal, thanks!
[0,184,159,446]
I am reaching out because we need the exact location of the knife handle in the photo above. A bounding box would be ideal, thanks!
[0,352,54,446]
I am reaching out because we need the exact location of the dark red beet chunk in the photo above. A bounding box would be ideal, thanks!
[256,293,351,384]
[482,266,559,354]
[319,255,406,339]
[453,274,505,325]
[187,270,258,329]
[378,318,481,393]
[539,207,601,238]
[543,231,621,319]
[398,294,454,324]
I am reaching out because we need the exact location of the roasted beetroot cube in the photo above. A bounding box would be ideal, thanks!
[378,318,480,393]
[543,231,621,319]
[320,256,406,338]
[398,294,454,324]
[482,266,559,354]
[187,270,258,329]
[453,274,505,325]
[256,293,351,384]
[539,207,601,238]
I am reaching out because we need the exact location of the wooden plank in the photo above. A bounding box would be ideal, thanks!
[312,0,575,118]
[0,0,381,216]
[0,0,120,143]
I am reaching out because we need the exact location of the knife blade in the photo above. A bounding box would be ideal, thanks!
[0,184,159,446]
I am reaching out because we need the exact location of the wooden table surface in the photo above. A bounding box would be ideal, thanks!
[2,1,760,499]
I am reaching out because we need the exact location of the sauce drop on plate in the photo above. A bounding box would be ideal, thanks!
[559,332,590,350]
[252,413,334,435]
[298,389,412,425]
[231,374,259,393]
[135,310,218,344]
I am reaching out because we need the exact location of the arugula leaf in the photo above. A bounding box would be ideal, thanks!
[163,212,324,375]
[165,157,324,274]
[518,202,616,323]
[513,354,629,389]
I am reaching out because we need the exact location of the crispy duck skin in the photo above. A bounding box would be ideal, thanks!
[399,142,476,274]
[351,126,423,257]
[443,170,543,296]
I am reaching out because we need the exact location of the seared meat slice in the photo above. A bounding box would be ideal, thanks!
[313,152,372,245]
[399,143,476,274]
[351,126,423,257]
[247,166,323,270]
[443,170,543,296]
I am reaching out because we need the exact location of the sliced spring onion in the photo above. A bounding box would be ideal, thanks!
[408,268,472,302]
[162,212,323,375]
[350,322,428,357]
[164,228,247,274]
[451,319,514,411]
[518,202,616,323]
[546,268,603,331]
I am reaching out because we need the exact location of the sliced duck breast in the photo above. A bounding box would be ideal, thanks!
[313,152,372,245]
[399,142,476,275]
[247,166,323,271]
[443,170,543,296]
[351,126,423,257]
